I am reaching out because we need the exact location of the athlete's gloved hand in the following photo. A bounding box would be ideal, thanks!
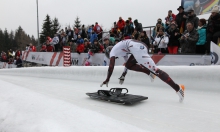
[100,80,109,87]
[118,75,125,85]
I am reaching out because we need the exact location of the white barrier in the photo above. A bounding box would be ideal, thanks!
[21,51,212,66]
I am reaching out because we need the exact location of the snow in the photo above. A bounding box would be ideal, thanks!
[0,66,220,132]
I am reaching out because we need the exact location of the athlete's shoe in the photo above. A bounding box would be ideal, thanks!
[149,72,156,82]
[177,85,185,103]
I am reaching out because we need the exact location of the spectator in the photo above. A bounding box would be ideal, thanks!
[103,38,112,52]
[40,43,47,52]
[206,5,220,54]
[111,22,118,35]
[196,19,207,54]
[91,39,101,54]
[117,17,125,33]
[152,23,163,39]
[124,20,134,36]
[128,17,134,27]
[115,38,120,44]
[15,49,22,58]
[153,28,169,54]
[131,29,139,40]
[60,32,67,46]
[84,38,91,53]
[15,56,22,68]
[76,35,84,54]
[1,52,7,62]
[29,43,36,52]
[175,6,187,33]
[8,57,13,68]
[81,25,87,39]
[109,33,115,45]
[185,9,199,29]
[90,30,98,44]
[157,18,166,29]
[167,22,181,54]
[8,49,13,58]
[180,22,199,54]
[165,10,176,28]
[93,22,103,40]
[133,19,143,32]
[66,28,73,44]
[50,34,60,52]
[46,40,54,52]
[87,26,92,39]
[139,31,150,52]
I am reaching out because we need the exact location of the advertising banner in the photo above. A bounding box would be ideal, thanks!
[181,0,220,15]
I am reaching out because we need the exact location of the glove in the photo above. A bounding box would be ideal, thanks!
[100,80,109,87]
[118,75,125,85]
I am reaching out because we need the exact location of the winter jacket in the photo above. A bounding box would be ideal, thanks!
[93,24,103,34]
[117,19,125,31]
[175,12,187,33]
[15,58,22,68]
[167,27,181,47]
[84,43,92,53]
[90,33,98,44]
[153,34,169,49]
[76,38,84,45]
[207,13,220,34]
[91,44,101,53]
[135,23,143,32]
[180,28,199,53]
[140,36,150,48]
[50,36,59,45]
[124,25,134,36]
[46,45,54,52]
[196,26,206,45]
[165,14,176,24]
[185,14,199,29]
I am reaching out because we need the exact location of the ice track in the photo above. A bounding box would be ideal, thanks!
[0,66,220,132]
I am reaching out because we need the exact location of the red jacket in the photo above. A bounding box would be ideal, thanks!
[165,14,176,24]
[29,46,36,52]
[99,45,104,53]
[117,19,125,31]
[40,45,47,52]
[15,51,21,57]
[93,24,103,34]
[46,45,54,52]
[76,44,85,53]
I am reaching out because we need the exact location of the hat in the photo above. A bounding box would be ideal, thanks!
[84,38,89,42]
[104,38,109,41]
[177,6,184,10]
[134,19,138,23]
[211,5,219,13]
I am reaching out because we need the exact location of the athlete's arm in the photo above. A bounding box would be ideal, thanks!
[100,56,115,87]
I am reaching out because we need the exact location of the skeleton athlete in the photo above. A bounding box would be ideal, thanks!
[101,39,185,102]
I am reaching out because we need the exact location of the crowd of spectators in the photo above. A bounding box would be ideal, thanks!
[2,5,220,67]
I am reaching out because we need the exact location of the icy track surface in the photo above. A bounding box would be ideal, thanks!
[0,66,220,132]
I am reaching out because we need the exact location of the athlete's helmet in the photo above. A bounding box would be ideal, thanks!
[105,46,113,59]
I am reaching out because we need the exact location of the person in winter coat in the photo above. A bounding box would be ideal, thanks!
[76,35,84,54]
[90,30,98,44]
[153,28,169,54]
[206,5,220,54]
[167,23,181,54]
[124,20,134,36]
[83,39,91,53]
[196,19,207,54]
[165,10,176,27]
[139,31,150,52]
[175,6,187,33]
[180,22,199,54]
[117,17,125,33]
[15,55,22,68]
[133,19,143,33]
[93,22,103,40]
[185,9,199,29]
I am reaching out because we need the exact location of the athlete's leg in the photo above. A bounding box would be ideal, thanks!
[125,55,150,75]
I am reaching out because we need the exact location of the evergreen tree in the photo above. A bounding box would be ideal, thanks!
[0,29,4,51]
[4,29,10,51]
[51,17,61,35]
[40,14,53,43]
[74,16,81,29]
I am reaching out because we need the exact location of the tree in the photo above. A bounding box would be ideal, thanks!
[51,17,61,35]
[40,14,53,43]
[73,16,81,29]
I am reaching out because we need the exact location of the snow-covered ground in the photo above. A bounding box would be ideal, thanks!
[0,66,220,132]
